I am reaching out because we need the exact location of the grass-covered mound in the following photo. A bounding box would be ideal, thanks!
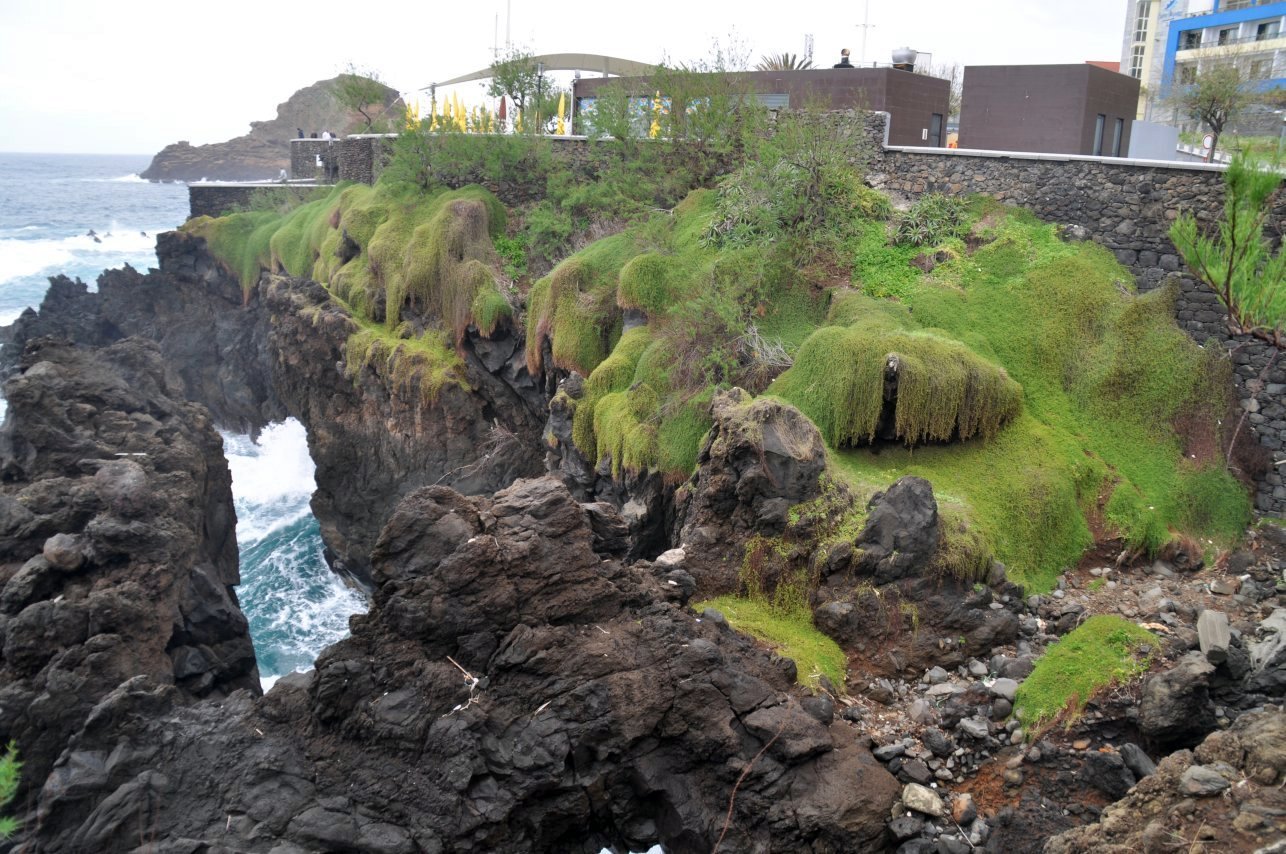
[809,204,1249,591]
[526,189,1247,590]
[184,182,516,404]
[1013,615,1157,735]
[530,190,832,481]
[772,299,1023,446]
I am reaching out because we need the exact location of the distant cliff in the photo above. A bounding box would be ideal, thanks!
[140,76,400,182]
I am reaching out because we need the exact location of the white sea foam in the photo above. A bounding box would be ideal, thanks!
[223,419,318,543]
[0,227,157,284]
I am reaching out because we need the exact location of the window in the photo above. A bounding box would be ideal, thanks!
[1133,1,1152,42]
[1218,27,1238,45]
[1111,118,1124,157]
[1093,114,1106,156]
[1179,64,1198,84]
[1130,45,1147,78]
[1257,21,1280,41]
[1182,30,1202,49]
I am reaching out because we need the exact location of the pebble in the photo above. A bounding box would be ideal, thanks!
[1009,729,1025,745]
[958,717,990,739]
[874,742,908,762]
[901,782,946,817]
[990,678,1019,702]
[967,659,988,678]
[1072,739,1091,750]
[926,666,949,685]
[952,793,978,825]
[1179,765,1231,796]
[1003,768,1024,786]
[909,699,936,724]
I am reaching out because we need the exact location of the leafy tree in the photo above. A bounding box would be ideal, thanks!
[0,741,20,840]
[1168,61,1255,161]
[919,62,963,117]
[335,64,392,132]
[488,49,543,126]
[756,52,813,71]
[1170,155,1284,347]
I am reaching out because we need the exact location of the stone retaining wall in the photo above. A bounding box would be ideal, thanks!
[187,184,320,219]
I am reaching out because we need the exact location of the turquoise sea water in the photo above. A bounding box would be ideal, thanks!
[0,152,365,687]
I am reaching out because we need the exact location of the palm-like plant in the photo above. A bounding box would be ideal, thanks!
[756,52,813,71]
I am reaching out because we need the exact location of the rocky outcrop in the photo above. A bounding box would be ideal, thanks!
[2,232,548,588]
[1044,709,1286,854]
[22,477,902,852]
[0,336,259,802]
[674,388,830,593]
[139,76,400,182]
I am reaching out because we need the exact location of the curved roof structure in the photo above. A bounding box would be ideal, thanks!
[422,53,655,90]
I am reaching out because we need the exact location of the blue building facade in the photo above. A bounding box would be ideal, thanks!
[1160,0,1286,95]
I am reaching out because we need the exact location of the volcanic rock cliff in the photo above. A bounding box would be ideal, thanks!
[139,76,400,182]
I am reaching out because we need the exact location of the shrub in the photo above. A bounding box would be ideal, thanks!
[894,193,972,247]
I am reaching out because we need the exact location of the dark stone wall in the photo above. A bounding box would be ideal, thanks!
[872,139,1285,516]
[188,184,318,219]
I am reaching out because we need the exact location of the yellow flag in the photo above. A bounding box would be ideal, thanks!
[556,92,566,135]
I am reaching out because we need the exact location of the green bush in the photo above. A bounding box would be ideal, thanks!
[894,193,972,247]
[0,741,19,840]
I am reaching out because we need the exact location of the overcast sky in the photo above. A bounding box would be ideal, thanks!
[0,0,1130,155]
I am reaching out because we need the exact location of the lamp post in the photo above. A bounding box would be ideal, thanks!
[1277,111,1285,160]
[536,62,545,134]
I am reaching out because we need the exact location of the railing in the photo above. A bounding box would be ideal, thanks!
[1178,31,1283,50]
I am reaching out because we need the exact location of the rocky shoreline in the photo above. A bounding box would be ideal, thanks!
[0,231,1282,851]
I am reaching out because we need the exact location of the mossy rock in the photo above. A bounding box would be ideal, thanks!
[1014,615,1157,735]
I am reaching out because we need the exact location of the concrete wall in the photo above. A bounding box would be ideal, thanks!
[1129,121,1181,160]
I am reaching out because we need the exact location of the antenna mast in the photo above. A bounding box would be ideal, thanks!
[858,0,873,65]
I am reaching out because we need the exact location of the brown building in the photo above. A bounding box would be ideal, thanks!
[958,64,1140,156]
[572,67,951,147]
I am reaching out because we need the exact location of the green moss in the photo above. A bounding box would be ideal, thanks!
[343,318,466,404]
[696,594,847,690]
[1014,615,1157,734]
[526,257,620,377]
[771,319,1022,448]
[933,502,993,583]
[617,252,681,312]
[572,326,654,455]
[820,211,1249,591]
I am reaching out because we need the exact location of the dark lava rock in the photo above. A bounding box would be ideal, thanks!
[1081,751,1136,800]
[1046,710,1286,853]
[0,336,258,803]
[924,727,955,758]
[1139,652,1218,749]
[854,477,939,583]
[673,388,829,593]
[22,477,903,852]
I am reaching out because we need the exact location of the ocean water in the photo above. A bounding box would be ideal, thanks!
[0,152,365,687]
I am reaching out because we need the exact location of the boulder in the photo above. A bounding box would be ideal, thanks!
[853,477,939,583]
[1139,652,1217,749]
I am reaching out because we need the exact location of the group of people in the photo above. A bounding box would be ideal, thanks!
[295,129,337,140]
